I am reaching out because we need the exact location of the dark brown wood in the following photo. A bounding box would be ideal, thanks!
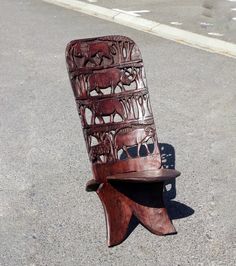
[65,35,180,247]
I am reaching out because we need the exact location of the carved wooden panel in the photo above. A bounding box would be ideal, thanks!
[66,36,161,182]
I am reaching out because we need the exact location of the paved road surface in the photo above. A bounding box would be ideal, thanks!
[81,0,236,43]
[0,0,235,265]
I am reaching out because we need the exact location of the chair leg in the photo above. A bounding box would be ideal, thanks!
[97,183,133,247]
[133,182,176,235]
[134,206,176,235]
[97,182,176,247]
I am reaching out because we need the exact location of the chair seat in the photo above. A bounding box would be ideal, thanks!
[86,169,180,191]
[107,169,181,183]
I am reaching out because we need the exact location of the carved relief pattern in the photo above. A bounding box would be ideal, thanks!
[66,36,160,164]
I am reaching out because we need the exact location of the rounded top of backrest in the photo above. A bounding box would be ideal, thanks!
[66,35,142,78]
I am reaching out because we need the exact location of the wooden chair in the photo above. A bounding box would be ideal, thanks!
[65,35,180,247]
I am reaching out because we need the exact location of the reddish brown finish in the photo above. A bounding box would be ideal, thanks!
[107,169,181,182]
[65,35,180,247]
[97,182,176,247]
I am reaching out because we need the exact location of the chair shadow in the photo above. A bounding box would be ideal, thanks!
[110,142,194,238]
[160,143,194,220]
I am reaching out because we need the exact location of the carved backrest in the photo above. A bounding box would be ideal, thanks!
[66,36,161,183]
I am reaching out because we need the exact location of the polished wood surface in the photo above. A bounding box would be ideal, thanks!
[66,35,180,246]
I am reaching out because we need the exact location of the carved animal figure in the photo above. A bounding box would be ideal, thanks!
[115,126,156,158]
[73,42,114,66]
[89,137,111,163]
[90,98,125,124]
[88,68,135,95]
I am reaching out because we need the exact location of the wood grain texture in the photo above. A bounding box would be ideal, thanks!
[65,35,180,246]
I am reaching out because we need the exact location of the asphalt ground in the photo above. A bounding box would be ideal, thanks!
[81,0,236,43]
[0,0,236,265]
